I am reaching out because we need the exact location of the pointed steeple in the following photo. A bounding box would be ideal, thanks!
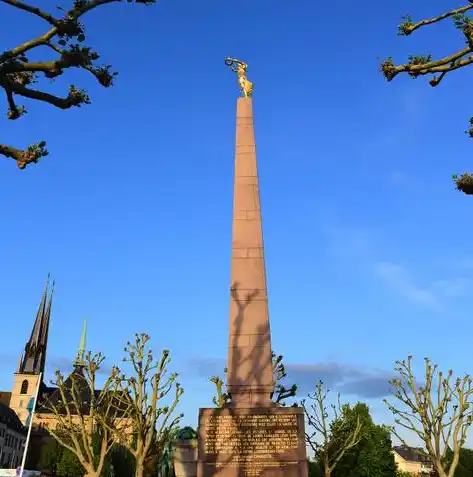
[73,319,87,368]
[17,275,54,375]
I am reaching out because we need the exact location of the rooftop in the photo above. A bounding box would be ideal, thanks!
[394,446,432,465]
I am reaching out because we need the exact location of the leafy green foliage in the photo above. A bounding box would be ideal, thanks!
[154,429,178,477]
[91,430,114,477]
[396,471,414,477]
[110,445,135,477]
[445,447,473,477]
[331,403,396,477]
[308,459,324,477]
[452,172,473,194]
[38,439,64,476]
[176,426,197,440]
[452,13,473,47]
[407,55,432,66]
[303,382,363,477]
[210,373,230,408]
[397,15,414,36]
[56,446,84,477]
[38,434,119,477]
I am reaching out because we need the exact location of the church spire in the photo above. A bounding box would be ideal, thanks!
[17,274,54,375]
[73,319,87,368]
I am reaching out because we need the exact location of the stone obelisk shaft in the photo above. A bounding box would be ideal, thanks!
[226,97,273,407]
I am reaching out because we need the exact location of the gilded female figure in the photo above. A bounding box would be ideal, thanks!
[224,57,253,98]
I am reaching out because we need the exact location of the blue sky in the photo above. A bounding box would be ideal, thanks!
[1,0,473,444]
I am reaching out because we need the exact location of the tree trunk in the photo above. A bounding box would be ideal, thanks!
[82,463,99,477]
[435,466,448,477]
[135,460,145,477]
[324,462,331,477]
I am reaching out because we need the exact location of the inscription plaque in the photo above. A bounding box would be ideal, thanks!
[197,408,308,477]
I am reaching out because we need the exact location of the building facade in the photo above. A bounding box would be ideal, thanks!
[0,404,26,469]
[394,445,434,476]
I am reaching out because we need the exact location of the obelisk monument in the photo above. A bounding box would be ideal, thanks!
[196,59,308,477]
[225,57,273,408]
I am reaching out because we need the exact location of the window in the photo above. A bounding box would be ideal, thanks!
[20,379,28,395]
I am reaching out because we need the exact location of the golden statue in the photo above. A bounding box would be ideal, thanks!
[224,57,253,98]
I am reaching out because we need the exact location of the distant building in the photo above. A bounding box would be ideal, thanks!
[0,277,91,467]
[394,445,434,476]
[0,277,132,468]
[3,276,54,427]
[0,403,26,469]
[0,276,91,427]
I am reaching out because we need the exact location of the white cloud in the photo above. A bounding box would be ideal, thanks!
[373,261,472,307]
[322,219,471,309]
[373,261,438,307]
[432,277,472,298]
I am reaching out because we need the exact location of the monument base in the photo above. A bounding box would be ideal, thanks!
[197,407,308,477]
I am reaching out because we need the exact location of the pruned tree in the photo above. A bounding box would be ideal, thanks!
[384,356,473,477]
[39,352,125,477]
[0,0,156,169]
[102,333,184,477]
[302,381,363,477]
[270,352,298,405]
[210,371,230,408]
[381,3,473,195]
[210,351,297,407]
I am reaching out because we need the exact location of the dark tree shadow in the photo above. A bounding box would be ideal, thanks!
[197,282,308,477]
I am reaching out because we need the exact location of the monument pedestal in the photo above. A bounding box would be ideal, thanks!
[197,407,308,477]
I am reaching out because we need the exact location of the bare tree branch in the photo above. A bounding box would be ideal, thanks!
[382,3,473,195]
[0,0,156,169]
[0,0,59,25]
[0,142,48,169]
[271,352,298,405]
[210,374,230,408]
[302,381,363,477]
[39,352,126,477]
[98,333,184,477]
[384,356,473,477]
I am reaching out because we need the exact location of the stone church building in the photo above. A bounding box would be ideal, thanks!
[0,277,55,426]
[0,277,133,469]
[0,277,93,467]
